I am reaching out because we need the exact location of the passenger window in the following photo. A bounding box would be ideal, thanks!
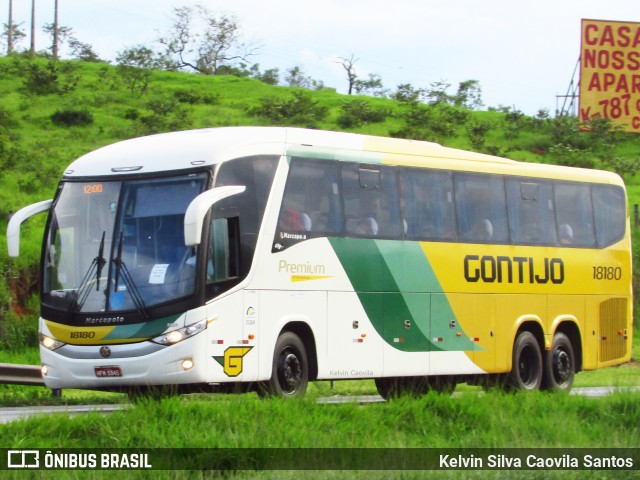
[278,158,342,235]
[399,168,457,241]
[593,185,626,247]
[455,173,508,243]
[506,179,556,245]
[554,183,595,247]
[342,164,401,238]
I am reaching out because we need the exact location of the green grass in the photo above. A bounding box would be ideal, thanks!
[3,390,639,448]
[1,389,639,479]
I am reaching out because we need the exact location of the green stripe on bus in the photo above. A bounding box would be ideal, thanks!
[329,237,476,352]
[102,314,182,341]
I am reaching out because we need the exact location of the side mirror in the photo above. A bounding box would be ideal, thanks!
[184,186,246,246]
[7,199,53,257]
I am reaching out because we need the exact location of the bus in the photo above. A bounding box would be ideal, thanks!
[6,126,633,398]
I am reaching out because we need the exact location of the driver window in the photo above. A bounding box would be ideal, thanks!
[206,216,240,289]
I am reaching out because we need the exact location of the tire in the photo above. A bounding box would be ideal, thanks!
[426,375,457,394]
[374,377,404,400]
[507,331,543,391]
[375,376,456,400]
[259,332,308,398]
[542,332,575,392]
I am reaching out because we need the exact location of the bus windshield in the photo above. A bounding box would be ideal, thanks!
[42,173,208,315]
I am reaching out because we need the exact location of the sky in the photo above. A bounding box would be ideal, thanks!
[4,0,639,115]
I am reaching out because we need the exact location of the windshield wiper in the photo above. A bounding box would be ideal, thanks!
[68,231,106,314]
[112,232,149,319]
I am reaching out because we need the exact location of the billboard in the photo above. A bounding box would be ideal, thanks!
[579,19,640,132]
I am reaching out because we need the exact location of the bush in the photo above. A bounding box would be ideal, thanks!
[173,89,220,105]
[250,91,328,128]
[18,59,79,96]
[337,100,389,128]
[391,103,468,142]
[466,119,492,151]
[0,263,39,351]
[51,109,94,127]
[137,97,191,134]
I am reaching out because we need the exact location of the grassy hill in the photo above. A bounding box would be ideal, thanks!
[1,55,639,351]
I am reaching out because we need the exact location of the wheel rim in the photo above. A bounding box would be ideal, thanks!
[553,349,572,384]
[518,345,539,387]
[277,349,302,394]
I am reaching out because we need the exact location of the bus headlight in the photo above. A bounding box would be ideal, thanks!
[151,319,208,346]
[40,334,66,351]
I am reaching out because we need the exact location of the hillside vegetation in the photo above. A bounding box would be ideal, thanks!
[1,55,640,351]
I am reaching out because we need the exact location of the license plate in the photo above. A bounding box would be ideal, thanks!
[94,366,122,378]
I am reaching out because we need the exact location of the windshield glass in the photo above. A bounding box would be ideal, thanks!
[43,174,208,314]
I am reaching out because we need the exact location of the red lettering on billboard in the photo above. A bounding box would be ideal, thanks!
[580,19,640,132]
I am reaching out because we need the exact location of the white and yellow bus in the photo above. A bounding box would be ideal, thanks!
[7,127,633,397]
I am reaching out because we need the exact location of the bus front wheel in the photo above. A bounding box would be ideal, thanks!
[508,331,543,391]
[542,332,575,392]
[259,331,308,398]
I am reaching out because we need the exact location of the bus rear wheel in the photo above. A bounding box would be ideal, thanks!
[507,331,543,391]
[259,332,308,398]
[542,332,575,392]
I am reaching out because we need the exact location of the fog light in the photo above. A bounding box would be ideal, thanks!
[181,358,194,371]
[41,365,48,376]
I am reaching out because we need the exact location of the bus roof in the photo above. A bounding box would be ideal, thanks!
[62,126,624,186]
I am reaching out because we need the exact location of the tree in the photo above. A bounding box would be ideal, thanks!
[116,46,163,95]
[285,65,310,88]
[454,80,483,110]
[391,83,425,104]
[337,54,358,95]
[158,5,256,75]
[42,23,73,59]
[426,80,453,105]
[6,0,13,54]
[284,65,324,90]
[354,73,388,97]
[69,38,101,62]
[249,64,279,85]
[2,20,25,54]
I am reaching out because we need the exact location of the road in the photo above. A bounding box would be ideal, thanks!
[1,386,638,424]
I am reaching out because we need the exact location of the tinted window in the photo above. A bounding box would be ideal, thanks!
[342,164,401,238]
[399,168,457,240]
[593,185,626,247]
[278,158,342,235]
[554,183,595,247]
[455,173,508,243]
[506,179,556,245]
[215,155,279,274]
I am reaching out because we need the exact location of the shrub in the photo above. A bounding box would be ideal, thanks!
[337,100,389,128]
[250,91,328,128]
[173,89,220,105]
[51,109,94,127]
[18,59,79,96]
[138,97,191,134]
